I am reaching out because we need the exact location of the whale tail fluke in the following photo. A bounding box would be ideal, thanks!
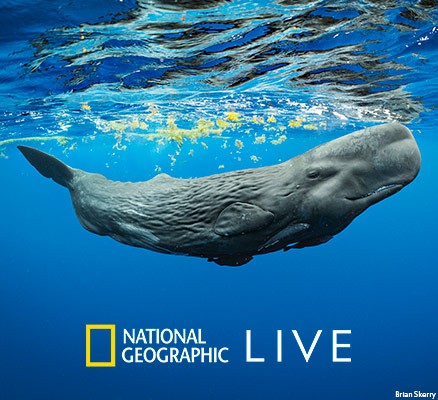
[18,146,74,188]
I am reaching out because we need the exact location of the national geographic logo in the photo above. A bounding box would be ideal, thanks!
[85,325,229,367]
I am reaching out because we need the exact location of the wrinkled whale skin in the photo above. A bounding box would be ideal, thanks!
[18,123,421,266]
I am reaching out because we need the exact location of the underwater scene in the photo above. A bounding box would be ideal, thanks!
[1,0,437,399]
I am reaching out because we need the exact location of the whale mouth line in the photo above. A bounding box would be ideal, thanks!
[345,183,403,201]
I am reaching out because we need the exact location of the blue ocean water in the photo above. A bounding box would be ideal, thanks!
[0,0,437,399]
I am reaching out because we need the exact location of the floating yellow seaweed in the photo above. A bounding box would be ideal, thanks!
[147,104,159,119]
[288,117,305,128]
[168,154,177,167]
[108,121,127,133]
[139,121,149,130]
[68,143,77,151]
[0,135,72,159]
[0,135,72,149]
[156,116,223,144]
[99,116,151,135]
[303,124,318,130]
[81,102,91,111]
[113,142,127,151]
[271,135,287,145]
[254,134,266,144]
[158,116,183,143]
[216,119,229,129]
[250,155,261,162]
[129,119,140,129]
[267,115,276,123]
[235,139,244,149]
[251,116,265,125]
[226,111,240,122]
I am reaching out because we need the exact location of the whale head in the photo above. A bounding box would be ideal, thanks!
[287,122,421,247]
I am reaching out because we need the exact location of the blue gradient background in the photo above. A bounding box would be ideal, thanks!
[0,1,437,399]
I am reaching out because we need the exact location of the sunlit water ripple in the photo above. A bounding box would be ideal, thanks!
[0,0,436,165]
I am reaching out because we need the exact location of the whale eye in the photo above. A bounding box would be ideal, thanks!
[307,169,320,179]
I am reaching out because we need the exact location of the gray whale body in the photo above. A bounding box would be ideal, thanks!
[19,123,421,266]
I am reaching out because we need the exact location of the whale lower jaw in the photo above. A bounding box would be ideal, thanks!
[345,183,403,201]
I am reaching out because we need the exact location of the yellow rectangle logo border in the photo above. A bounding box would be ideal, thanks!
[86,324,116,367]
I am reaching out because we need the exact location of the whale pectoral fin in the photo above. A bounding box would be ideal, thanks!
[208,255,253,267]
[286,235,333,250]
[214,202,274,237]
[259,223,310,251]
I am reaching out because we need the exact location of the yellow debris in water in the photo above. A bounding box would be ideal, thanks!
[93,112,301,152]
[267,115,276,123]
[288,120,301,128]
[216,119,229,129]
[80,35,85,40]
[254,134,266,144]
[226,112,240,122]
[81,102,91,111]
[139,121,149,130]
[251,116,265,125]
[197,119,216,135]
[161,115,183,143]
[109,121,127,133]
[169,154,176,167]
[129,119,139,129]
[156,116,223,144]
[201,142,208,149]
[271,135,287,145]
[234,139,244,149]
[147,104,159,118]
[250,155,260,162]
[303,124,318,130]
[288,117,305,128]
[83,48,87,53]
[57,137,71,146]
[113,142,127,151]
[0,135,72,150]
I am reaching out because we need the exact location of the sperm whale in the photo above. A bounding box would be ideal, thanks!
[18,122,421,266]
